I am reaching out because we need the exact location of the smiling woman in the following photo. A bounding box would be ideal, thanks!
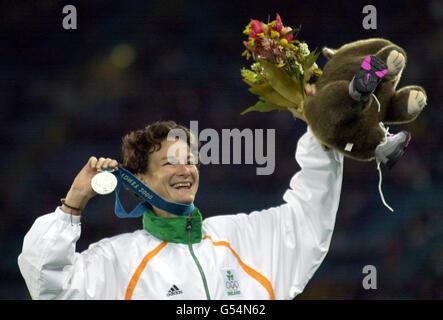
[120,121,200,218]
[135,139,200,218]
[18,120,345,300]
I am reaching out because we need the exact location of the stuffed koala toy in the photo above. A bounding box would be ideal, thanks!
[239,16,427,168]
[240,17,428,210]
[301,38,428,167]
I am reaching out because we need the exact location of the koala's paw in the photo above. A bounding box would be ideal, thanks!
[407,90,427,115]
[386,50,406,80]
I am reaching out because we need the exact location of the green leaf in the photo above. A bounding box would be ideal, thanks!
[302,49,320,70]
[240,100,285,115]
[249,83,295,108]
[260,61,303,106]
[300,73,305,99]
[247,82,296,108]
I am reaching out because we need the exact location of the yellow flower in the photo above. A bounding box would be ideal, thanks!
[242,49,251,60]
[280,38,288,46]
[243,22,252,35]
[271,30,280,39]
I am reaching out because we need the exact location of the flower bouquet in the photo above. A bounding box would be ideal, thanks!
[240,14,322,120]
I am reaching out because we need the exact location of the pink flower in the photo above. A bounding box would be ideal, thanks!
[242,14,301,63]
[282,27,293,41]
[275,14,283,32]
[249,20,263,38]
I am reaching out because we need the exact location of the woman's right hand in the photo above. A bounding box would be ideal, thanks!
[61,157,119,215]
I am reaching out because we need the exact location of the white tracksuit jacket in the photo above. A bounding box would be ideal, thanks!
[18,128,344,300]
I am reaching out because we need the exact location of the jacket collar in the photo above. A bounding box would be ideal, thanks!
[142,207,202,244]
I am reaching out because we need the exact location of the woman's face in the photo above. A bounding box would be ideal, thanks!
[137,139,199,206]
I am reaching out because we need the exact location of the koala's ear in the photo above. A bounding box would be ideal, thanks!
[322,47,336,60]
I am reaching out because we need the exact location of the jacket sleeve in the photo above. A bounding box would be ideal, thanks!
[17,207,120,300]
[206,127,344,299]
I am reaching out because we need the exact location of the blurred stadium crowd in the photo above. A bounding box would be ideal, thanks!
[0,0,441,299]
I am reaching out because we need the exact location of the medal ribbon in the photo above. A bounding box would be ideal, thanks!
[109,166,195,218]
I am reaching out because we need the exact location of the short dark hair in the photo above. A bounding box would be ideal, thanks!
[121,121,198,174]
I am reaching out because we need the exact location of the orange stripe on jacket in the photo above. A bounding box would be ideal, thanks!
[202,235,275,300]
[125,241,168,300]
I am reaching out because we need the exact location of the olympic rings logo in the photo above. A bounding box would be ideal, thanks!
[225,280,239,289]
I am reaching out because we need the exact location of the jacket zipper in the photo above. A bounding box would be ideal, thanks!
[187,215,211,300]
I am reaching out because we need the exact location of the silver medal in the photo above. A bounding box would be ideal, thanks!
[91,170,118,195]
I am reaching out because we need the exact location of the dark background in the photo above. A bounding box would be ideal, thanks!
[1,0,441,299]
